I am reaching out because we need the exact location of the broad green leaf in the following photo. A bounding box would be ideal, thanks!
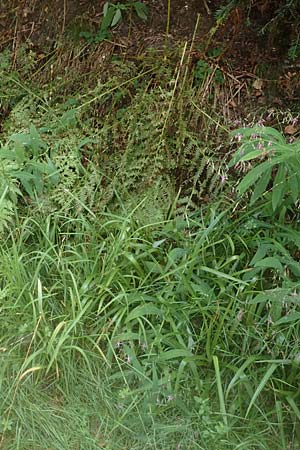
[125,304,162,322]
[250,168,272,205]
[288,172,299,203]
[112,332,140,342]
[101,4,115,31]
[10,132,31,147]
[228,147,249,168]
[95,30,110,42]
[286,260,300,277]
[59,109,77,129]
[270,298,283,322]
[14,144,26,165]
[239,149,264,162]
[254,257,283,271]
[29,124,41,141]
[79,31,93,42]
[158,349,193,361]
[103,2,109,16]
[16,173,34,197]
[232,126,286,144]
[134,2,148,20]
[0,147,17,160]
[237,161,274,196]
[111,9,122,27]
[272,164,286,210]
[248,289,289,305]
[250,244,269,265]
[166,247,186,269]
[275,312,300,325]
[259,127,286,144]
[45,157,60,185]
[152,238,166,248]
[144,260,163,273]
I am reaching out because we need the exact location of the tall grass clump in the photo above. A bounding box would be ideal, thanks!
[1,198,300,448]
[0,43,300,449]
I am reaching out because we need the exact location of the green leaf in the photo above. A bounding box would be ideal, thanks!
[270,297,283,322]
[248,289,288,305]
[79,31,94,42]
[232,126,286,144]
[95,30,110,42]
[144,260,163,273]
[14,144,26,165]
[237,161,274,196]
[100,4,115,31]
[166,247,186,269]
[250,168,272,205]
[15,172,35,197]
[134,2,148,20]
[245,363,277,418]
[226,356,256,399]
[288,172,299,203]
[59,109,77,129]
[199,266,248,284]
[213,356,227,426]
[125,304,162,322]
[45,156,60,185]
[78,138,98,149]
[103,2,109,16]
[0,147,17,160]
[286,397,300,421]
[111,9,122,27]
[152,238,166,248]
[275,312,300,325]
[10,132,31,147]
[286,260,300,277]
[158,349,193,361]
[250,244,269,265]
[272,164,286,211]
[254,257,283,271]
[239,149,263,162]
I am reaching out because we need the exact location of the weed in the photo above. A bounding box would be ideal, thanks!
[80,1,148,43]
[229,123,300,217]
[0,41,300,450]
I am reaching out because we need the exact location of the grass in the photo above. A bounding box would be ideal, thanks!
[0,36,300,449]
[1,205,300,449]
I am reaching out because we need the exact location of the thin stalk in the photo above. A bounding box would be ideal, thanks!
[164,0,171,58]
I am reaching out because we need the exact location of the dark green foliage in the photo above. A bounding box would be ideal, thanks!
[1,40,300,449]
[80,1,148,43]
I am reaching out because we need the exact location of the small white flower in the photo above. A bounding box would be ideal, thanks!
[220,174,227,184]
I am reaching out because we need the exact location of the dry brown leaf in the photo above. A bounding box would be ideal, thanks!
[253,78,263,91]
[284,124,298,135]
[228,99,237,108]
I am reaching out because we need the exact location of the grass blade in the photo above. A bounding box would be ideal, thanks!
[245,363,277,418]
[213,355,228,427]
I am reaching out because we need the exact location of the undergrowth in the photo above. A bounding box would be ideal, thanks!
[0,42,300,450]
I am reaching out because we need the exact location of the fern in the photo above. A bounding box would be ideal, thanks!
[0,50,230,221]
[0,190,14,234]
